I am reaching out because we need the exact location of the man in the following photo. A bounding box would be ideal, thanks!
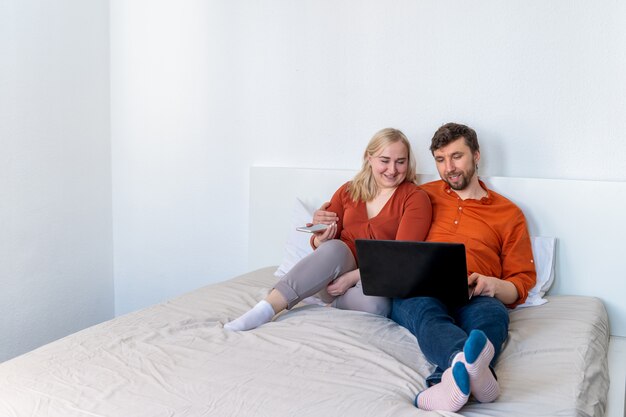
[390,122,536,411]
[313,123,536,412]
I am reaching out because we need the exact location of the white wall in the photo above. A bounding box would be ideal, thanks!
[110,1,251,314]
[238,0,626,181]
[111,0,626,315]
[0,1,112,361]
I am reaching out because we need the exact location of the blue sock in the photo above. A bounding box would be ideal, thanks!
[452,361,470,395]
[465,329,488,364]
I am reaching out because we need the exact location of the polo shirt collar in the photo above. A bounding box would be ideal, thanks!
[440,178,493,204]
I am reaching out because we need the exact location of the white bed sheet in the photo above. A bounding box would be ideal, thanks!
[0,267,610,417]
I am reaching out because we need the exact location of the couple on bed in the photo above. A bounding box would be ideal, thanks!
[225,123,537,413]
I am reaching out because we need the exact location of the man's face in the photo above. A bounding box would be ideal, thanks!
[433,137,479,191]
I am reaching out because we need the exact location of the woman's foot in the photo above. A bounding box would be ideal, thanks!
[224,300,275,331]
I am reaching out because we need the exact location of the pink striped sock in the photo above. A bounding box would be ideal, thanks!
[415,362,470,412]
[457,330,500,403]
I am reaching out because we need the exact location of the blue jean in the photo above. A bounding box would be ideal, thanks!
[391,296,509,386]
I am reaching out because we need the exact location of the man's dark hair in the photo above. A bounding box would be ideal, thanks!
[430,123,479,155]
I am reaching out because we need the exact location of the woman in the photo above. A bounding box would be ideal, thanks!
[225,128,432,331]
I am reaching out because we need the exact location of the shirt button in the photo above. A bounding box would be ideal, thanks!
[454,220,458,224]
[458,207,462,211]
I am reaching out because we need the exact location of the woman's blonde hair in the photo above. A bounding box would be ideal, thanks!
[348,128,417,202]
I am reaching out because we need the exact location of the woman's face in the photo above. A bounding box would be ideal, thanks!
[368,141,409,190]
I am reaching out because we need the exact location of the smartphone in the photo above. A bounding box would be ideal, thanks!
[296,224,329,233]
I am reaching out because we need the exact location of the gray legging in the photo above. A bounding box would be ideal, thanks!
[274,239,391,317]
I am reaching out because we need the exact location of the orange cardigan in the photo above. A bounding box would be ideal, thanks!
[420,180,537,307]
[325,181,432,260]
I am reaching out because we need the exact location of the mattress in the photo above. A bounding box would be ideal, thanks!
[0,267,610,417]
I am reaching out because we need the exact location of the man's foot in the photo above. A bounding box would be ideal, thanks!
[454,329,500,403]
[415,361,470,412]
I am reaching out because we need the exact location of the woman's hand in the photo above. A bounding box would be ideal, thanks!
[326,269,360,297]
[312,222,337,248]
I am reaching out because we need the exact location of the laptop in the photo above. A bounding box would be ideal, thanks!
[355,239,471,308]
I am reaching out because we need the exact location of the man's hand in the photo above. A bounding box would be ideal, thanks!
[468,272,519,305]
[313,202,339,225]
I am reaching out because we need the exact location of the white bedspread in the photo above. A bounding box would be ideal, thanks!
[0,267,610,417]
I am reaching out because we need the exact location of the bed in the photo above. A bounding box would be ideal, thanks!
[0,167,615,417]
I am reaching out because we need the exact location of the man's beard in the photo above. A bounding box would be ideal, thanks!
[444,164,476,191]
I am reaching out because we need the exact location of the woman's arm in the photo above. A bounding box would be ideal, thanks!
[310,182,348,249]
[326,269,361,296]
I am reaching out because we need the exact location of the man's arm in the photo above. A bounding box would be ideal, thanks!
[312,201,339,225]
[465,204,536,306]
[468,273,519,305]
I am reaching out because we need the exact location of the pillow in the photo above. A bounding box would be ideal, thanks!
[274,199,315,277]
[274,199,557,308]
[515,236,557,309]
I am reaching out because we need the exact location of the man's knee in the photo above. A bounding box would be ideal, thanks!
[393,297,446,318]
[471,296,509,325]
[391,297,448,327]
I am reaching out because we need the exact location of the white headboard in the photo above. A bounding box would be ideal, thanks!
[249,166,626,337]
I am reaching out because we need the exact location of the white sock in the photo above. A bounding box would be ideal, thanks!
[224,300,275,331]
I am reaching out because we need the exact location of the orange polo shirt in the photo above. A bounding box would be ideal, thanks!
[327,181,432,260]
[420,180,536,307]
